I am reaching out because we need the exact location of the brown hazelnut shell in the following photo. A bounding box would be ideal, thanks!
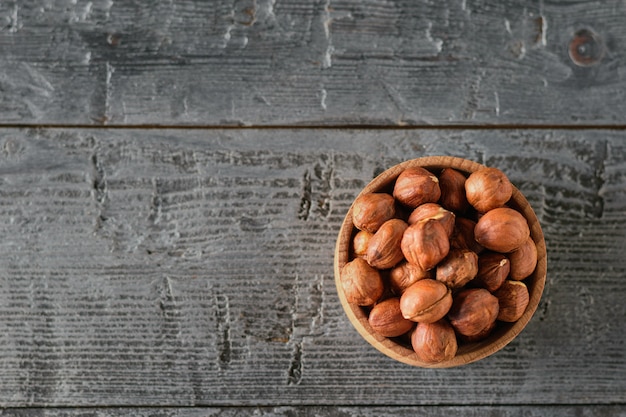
[447,288,499,337]
[368,297,415,337]
[450,217,484,254]
[508,236,538,280]
[411,319,458,364]
[352,230,373,259]
[407,203,455,237]
[474,207,530,253]
[352,193,396,233]
[459,319,497,343]
[436,248,479,289]
[438,168,470,213]
[400,279,453,323]
[340,258,384,306]
[494,280,530,322]
[401,219,450,271]
[393,167,441,209]
[473,252,510,292]
[365,219,408,269]
[465,167,513,213]
[389,261,432,295]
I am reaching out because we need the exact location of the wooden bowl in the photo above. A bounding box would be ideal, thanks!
[334,156,547,368]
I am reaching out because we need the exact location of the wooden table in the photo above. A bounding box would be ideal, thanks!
[0,1,625,415]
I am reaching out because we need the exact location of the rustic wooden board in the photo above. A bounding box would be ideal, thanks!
[1,0,625,126]
[0,128,624,407]
[1,406,625,417]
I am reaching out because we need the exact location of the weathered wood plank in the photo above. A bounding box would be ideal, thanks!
[0,128,624,407]
[0,1,625,126]
[1,406,626,417]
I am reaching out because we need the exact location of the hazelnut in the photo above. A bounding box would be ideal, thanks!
[407,203,455,237]
[352,230,373,259]
[459,319,497,343]
[340,258,384,306]
[393,167,441,209]
[474,207,530,253]
[447,288,499,338]
[365,219,408,269]
[401,219,450,271]
[389,261,432,295]
[368,297,415,337]
[438,168,470,213]
[411,319,458,364]
[465,167,513,213]
[436,248,479,289]
[352,193,396,233]
[400,279,453,323]
[473,252,510,292]
[494,280,530,322]
[508,236,538,280]
[450,217,484,254]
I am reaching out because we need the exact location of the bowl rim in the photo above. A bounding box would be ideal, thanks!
[334,156,547,368]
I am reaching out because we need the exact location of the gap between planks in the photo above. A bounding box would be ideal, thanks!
[1,123,626,131]
[0,403,624,410]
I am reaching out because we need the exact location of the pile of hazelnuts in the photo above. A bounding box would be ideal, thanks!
[340,166,538,364]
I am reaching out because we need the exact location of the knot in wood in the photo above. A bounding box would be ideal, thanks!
[568,28,604,67]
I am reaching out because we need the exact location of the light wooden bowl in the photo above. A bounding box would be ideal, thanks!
[334,156,547,368]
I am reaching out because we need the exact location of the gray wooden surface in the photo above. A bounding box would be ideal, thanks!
[1,0,626,415]
[1,0,626,126]
[0,128,624,410]
[0,406,625,417]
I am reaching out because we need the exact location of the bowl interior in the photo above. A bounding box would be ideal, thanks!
[334,156,547,368]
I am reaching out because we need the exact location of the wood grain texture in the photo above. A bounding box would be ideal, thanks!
[0,128,624,407]
[1,406,626,417]
[1,0,626,126]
